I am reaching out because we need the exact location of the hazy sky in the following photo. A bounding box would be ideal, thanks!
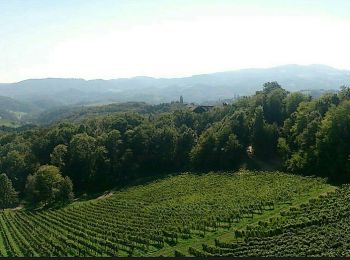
[1,0,350,82]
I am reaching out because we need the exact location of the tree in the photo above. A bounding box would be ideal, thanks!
[277,137,289,162]
[57,176,74,203]
[190,120,244,171]
[68,133,97,190]
[219,133,243,170]
[315,93,340,116]
[105,130,123,179]
[284,92,308,116]
[175,126,196,169]
[150,127,178,171]
[0,173,18,210]
[261,82,288,125]
[92,146,110,190]
[50,144,68,171]
[316,100,350,182]
[251,106,278,159]
[281,101,322,174]
[25,165,73,206]
[338,85,350,101]
[0,150,33,192]
[190,126,218,170]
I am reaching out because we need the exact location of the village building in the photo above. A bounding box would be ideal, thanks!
[191,105,214,113]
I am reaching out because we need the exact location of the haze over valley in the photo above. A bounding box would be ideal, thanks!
[0,64,349,111]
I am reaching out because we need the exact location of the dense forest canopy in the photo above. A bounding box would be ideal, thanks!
[0,82,350,206]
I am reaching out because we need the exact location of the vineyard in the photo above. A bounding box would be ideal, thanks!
[195,185,350,257]
[0,171,334,257]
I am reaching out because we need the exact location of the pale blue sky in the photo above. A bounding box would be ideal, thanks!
[1,0,350,82]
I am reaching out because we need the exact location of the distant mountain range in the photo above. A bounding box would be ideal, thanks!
[0,64,349,111]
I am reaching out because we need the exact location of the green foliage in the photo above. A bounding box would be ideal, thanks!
[25,165,73,206]
[284,92,309,116]
[261,82,288,125]
[338,86,350,101]
[200,185,350,257]
[0,82,349,197]
[50,144,68,171]
[316,101,350,182]
[57,176,74,202]
[0,173,18,210]
[190,122,245,170]
[0,171,328,256]
[251,106,278,159]
[0,81,349,257]
[0,149,35,193]
[69,133,97,190]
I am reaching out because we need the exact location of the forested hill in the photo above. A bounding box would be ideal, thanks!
[0,96,39,127]
[0,64,349,109]
[1,82,350,208]
[34,102,188,125]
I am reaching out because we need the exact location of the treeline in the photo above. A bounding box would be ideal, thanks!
[35,101,187,125]
[1,82,350,208]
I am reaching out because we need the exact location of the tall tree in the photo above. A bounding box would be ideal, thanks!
[0,173,18,210]
[68,133,97,190]
[25,165,74,206]
[284,92,309,116]
[261,82,288,125]
[50,144,68,171]
[316,100,350,182]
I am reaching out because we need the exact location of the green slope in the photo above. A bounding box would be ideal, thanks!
[0,171,334,257]
[0,96,38,113]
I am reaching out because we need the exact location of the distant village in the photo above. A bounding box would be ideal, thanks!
[176,94,240,113]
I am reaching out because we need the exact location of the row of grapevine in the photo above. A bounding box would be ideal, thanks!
[0,171,328,256]
[196,185,350,257]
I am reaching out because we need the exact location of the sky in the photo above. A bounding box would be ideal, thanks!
[1,0,350,83]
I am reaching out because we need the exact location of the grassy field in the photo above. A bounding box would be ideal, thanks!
[0,110,27,127]
[0,171,335,257]
[0,119,19,128]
